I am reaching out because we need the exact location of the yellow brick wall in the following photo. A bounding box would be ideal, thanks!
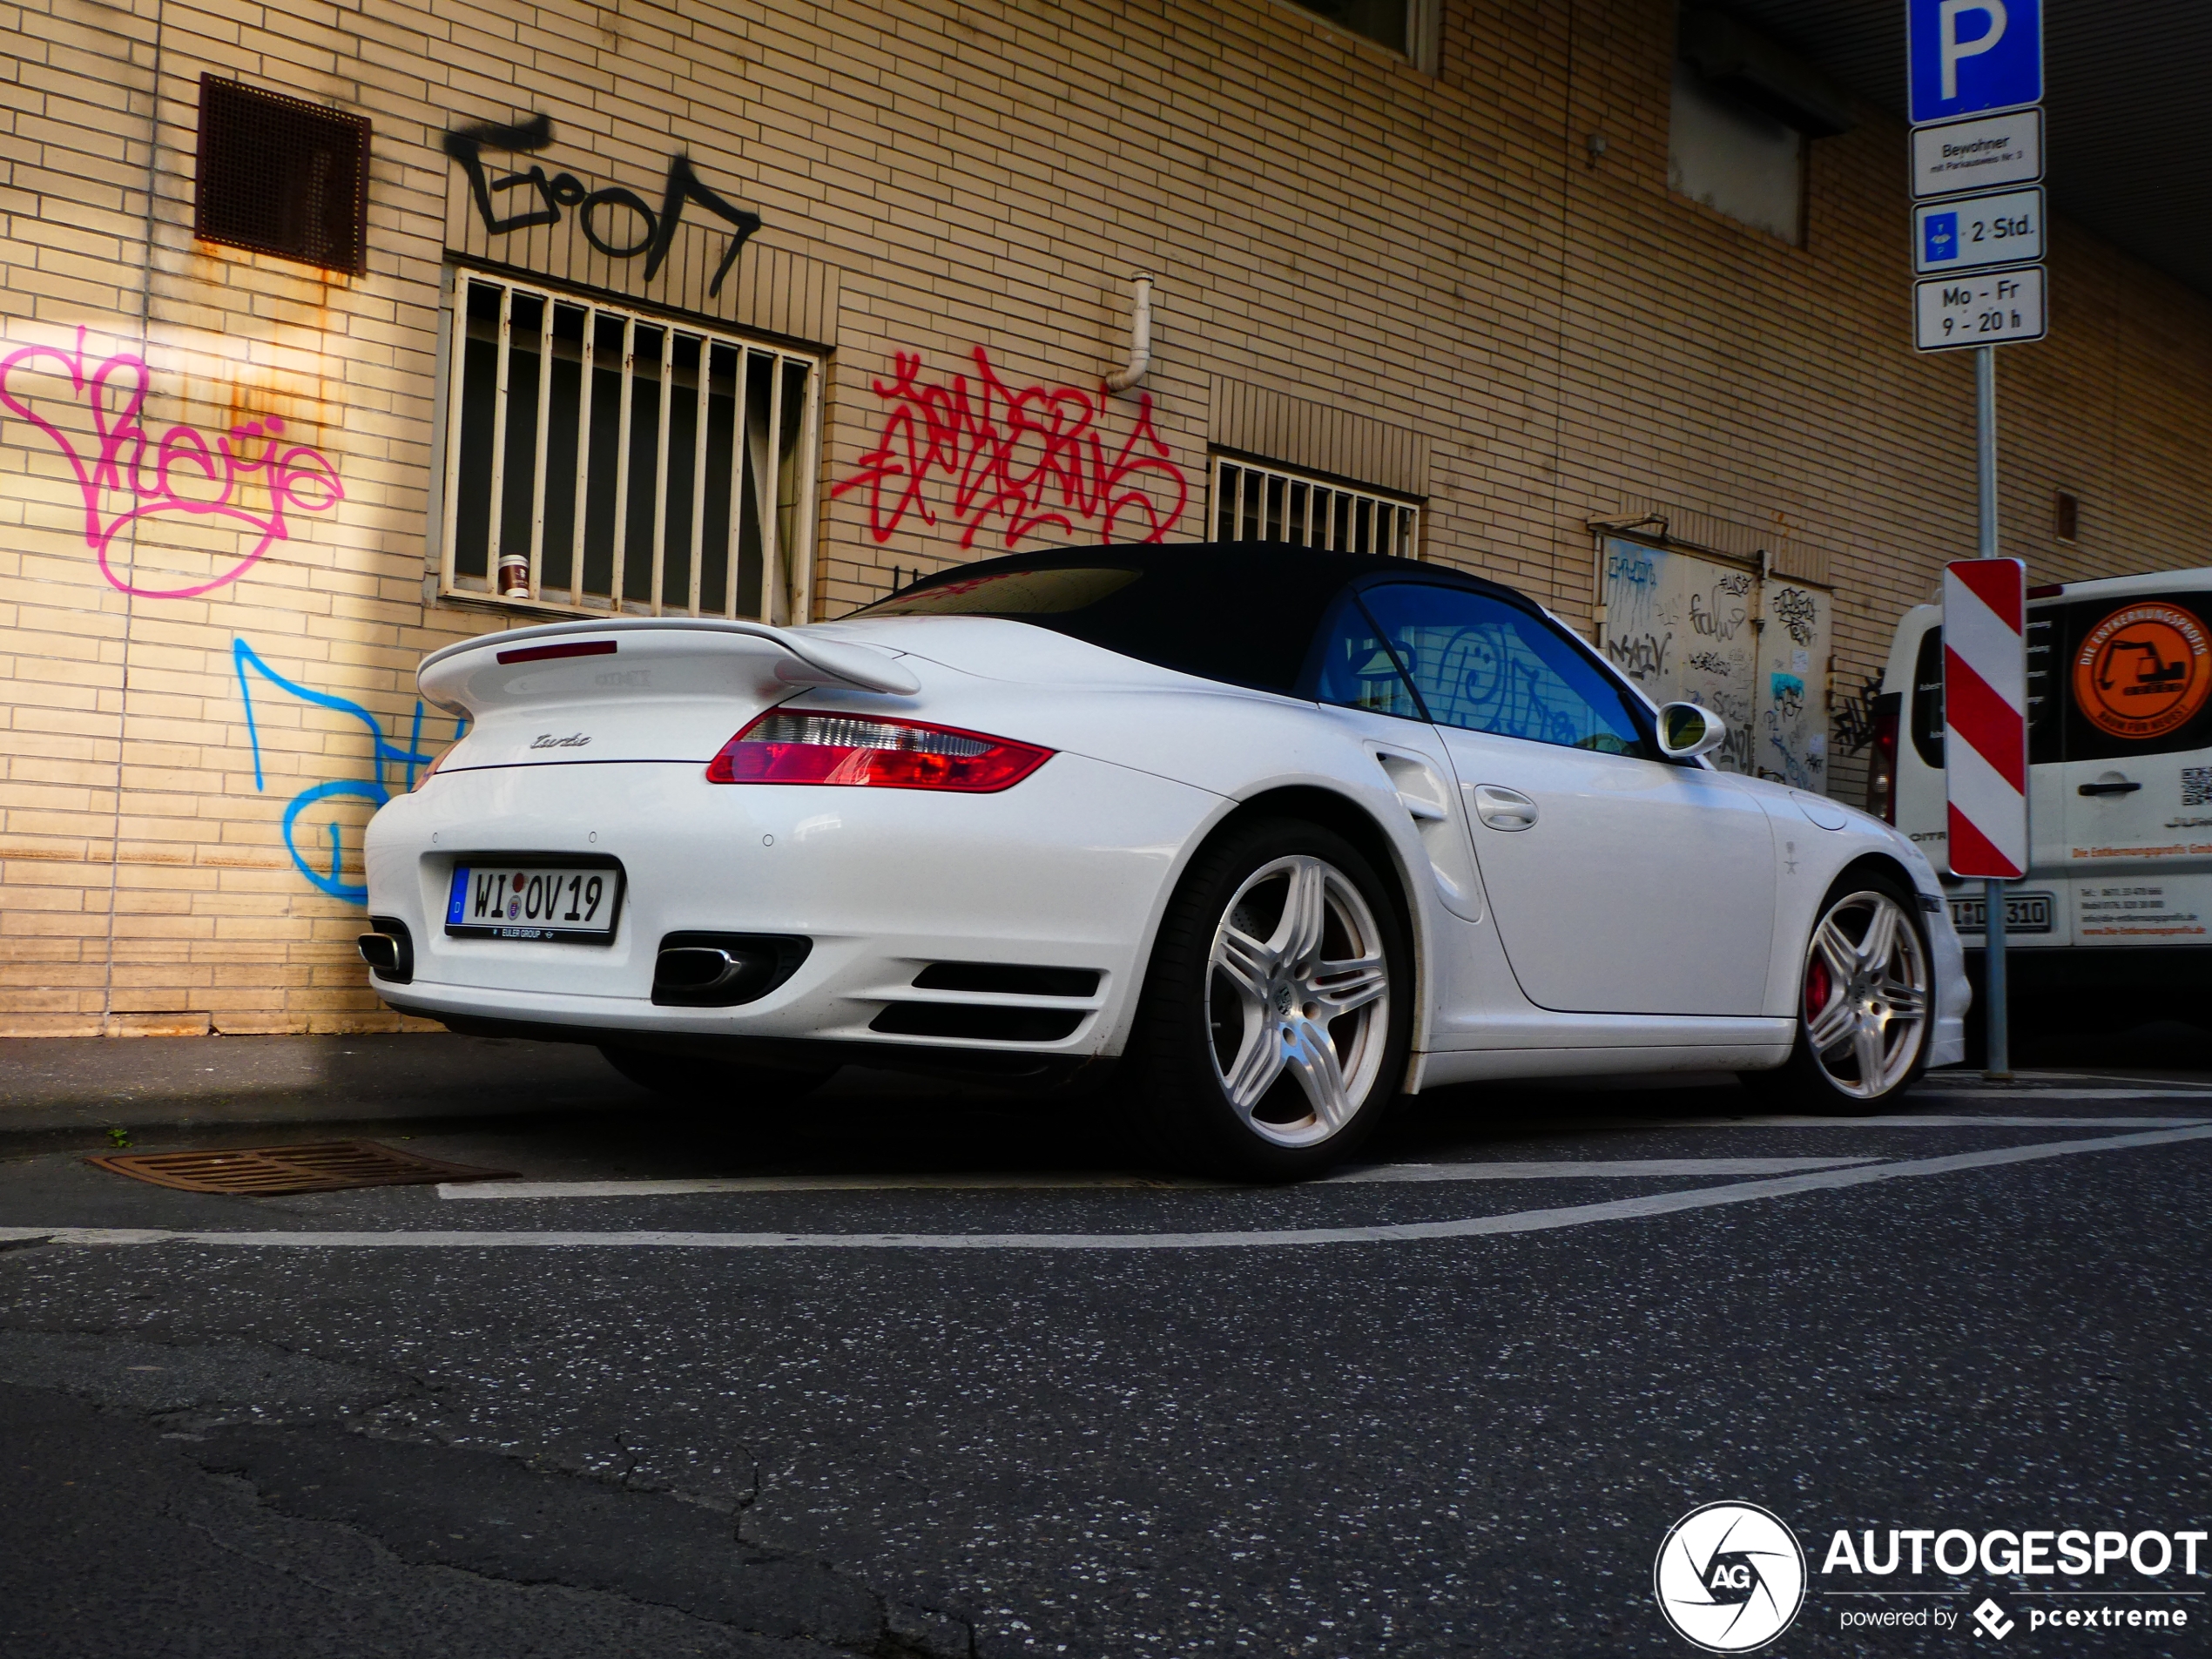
[1,0,2208,1034]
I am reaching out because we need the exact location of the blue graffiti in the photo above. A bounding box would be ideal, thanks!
[1605,547,1655,587]
[233,638,461,903]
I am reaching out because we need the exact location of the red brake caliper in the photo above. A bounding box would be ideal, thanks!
[1804,954,1832,1025]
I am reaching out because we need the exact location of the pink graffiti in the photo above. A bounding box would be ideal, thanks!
[0,327,343,598]
[831,347,1187,550]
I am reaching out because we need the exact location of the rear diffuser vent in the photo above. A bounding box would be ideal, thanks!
[194,75,372,273]
[911,962,1101,998]
[871,1003,1087,1042]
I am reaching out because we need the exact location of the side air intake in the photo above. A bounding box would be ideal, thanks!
[868,1004,1088,1042]
[910,962,1102,997]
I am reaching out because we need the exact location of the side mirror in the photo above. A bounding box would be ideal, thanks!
[1656,700,1728,761]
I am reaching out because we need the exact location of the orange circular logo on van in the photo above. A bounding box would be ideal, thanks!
[2073,602,2212,740]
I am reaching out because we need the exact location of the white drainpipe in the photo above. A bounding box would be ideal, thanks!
[1103,273,1155,393]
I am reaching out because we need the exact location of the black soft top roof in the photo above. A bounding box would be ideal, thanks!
[859,542,1536,697]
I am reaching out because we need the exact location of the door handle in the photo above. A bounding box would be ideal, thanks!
[1472,784,1538,831]
[2077,780,2141,796]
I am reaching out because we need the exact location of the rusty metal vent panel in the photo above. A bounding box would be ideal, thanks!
[86,1141,510,1196]
[194,75,371,273]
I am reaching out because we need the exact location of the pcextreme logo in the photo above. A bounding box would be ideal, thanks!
[1655,1502,1809,1652]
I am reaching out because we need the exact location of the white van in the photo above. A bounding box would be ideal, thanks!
[1870,569,2212,996]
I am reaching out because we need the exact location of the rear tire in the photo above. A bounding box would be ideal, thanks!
[597,1044,836,1103]
[1741,869,1932,1115]
[1123,818,1412,1179]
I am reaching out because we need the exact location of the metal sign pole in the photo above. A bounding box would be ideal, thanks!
[1907,0,2040,1081]
[1976,343,2011,1079]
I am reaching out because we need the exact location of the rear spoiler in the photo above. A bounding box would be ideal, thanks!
[417,617,922,715]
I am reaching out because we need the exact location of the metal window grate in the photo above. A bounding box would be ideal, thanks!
[1212,456,1420,558]
[193,76,371,273]
[85,1141,512,1196]
[439,273,824,623]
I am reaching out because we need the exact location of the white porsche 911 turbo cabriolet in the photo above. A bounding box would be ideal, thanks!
[361,544,1968,1177]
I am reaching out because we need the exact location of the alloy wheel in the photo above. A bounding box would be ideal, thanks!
[1800,888,1930,1099]
[1204,854,1392,1147]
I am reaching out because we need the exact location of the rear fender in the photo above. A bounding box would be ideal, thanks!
[1098,776,1442,1072]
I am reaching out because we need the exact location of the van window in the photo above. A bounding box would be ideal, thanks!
[1909,610,2065,766]
[2058,592,2212,762]
[1914,595,2212,769]
[2026,610,2061,759]
[1909,627,1943,766]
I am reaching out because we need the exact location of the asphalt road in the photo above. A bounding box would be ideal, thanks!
[1,1038,2208,1658]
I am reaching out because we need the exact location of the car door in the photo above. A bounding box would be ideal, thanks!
[1356,582,1777,1016]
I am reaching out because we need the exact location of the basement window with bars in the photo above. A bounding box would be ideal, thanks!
[1212,456,1420,559]
[438,273,822,621]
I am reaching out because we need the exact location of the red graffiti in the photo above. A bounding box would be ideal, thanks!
[0,327,343,598]
[832,347,1187,550]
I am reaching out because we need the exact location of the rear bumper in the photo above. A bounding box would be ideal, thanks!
[399,1004,1108,1086]
[362,755,1222,1062]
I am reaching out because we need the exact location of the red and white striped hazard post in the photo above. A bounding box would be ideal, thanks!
[1943,556,2028,1075]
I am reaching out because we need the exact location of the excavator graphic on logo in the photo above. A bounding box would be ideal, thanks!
[2096,631,2192,700]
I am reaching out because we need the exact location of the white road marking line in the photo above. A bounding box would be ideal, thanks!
[441,1173,1202,1198]
[1325,1157,1882,1183]
[1648,1116,2210,1129]
[8,1126,2207,1252]
[1907,1089,2212,1100]
[435,1157,1885,1200]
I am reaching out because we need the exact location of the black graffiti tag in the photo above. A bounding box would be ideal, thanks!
[443,115,763,298]
[1605,630,1671,682]
[1831,671,1887,755]
[1771,584,1820,647]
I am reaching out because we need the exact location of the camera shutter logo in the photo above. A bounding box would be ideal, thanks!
[1654,1502,1807,1651]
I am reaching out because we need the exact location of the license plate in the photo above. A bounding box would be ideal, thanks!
[447,863,622,941]
[1947,891,2054,934]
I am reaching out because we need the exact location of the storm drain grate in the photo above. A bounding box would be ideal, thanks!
[86,1141,513,1196]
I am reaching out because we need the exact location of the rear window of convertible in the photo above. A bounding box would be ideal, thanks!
[854,555,1357,694]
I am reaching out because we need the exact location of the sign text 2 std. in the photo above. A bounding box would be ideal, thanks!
[1912,187,2044,274]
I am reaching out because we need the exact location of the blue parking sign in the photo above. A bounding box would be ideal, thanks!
[1908,0,2041,123]
[1923,211,1959,263]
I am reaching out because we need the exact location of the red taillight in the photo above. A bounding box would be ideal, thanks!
[1867,692,1902,824]
[706,711,1053,792]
